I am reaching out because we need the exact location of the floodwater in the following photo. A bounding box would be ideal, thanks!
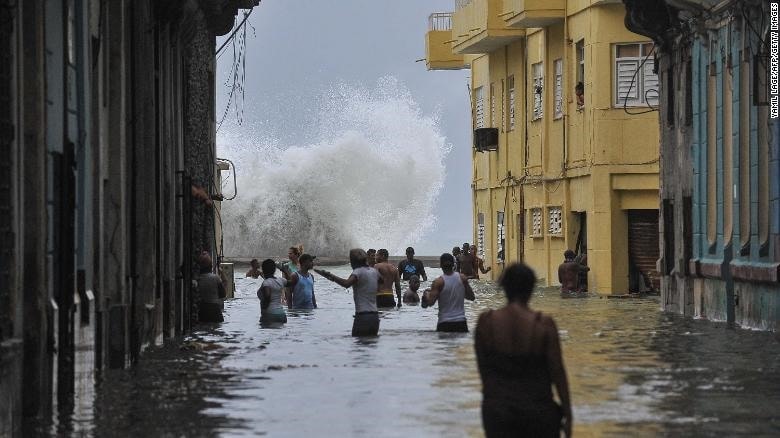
[58,266,780,437]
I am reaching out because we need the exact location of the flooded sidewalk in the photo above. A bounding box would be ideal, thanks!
[56,267,780,437]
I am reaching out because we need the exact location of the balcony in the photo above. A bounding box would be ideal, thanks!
[425,13,468,70]
[451,0,525,55]
[503,0,565,29]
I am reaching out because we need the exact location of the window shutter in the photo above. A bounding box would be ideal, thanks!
[532,63,543,120]
[490,83,496,128]
[643,62,659,106]
[554,59,563,118]
[474,86,485,128]
[508,76,515,130]
[616,59,640,106]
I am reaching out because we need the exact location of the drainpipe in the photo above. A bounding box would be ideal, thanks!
[563,6,569,175]
[523,35,529,170]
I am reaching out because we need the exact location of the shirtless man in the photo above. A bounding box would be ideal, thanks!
[470,246,492,279]
[245,258,262,278]
[367,249,377,267]
[402,274,422,304]
[458,245,477,279]
[558,250,580,294]
[374,248,402,307]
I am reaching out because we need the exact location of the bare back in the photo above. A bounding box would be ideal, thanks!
[558,261,580,292]
[374,261,399,292]
[458,253,476,277]
[476,304,553,356]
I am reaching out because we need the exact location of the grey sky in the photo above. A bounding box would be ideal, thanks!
[216,0,471,255]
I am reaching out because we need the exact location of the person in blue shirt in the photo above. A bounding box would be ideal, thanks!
[281,253,317,309]
[397,246,427,281]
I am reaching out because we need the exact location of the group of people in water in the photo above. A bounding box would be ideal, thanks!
[238,243,572,437]
[244,245,475,336]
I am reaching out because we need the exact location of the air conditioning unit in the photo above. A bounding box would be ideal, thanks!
[474,128,498,152]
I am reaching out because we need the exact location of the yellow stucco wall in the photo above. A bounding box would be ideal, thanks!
[442,1,659,292]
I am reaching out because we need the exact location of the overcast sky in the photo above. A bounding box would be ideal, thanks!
[216,0,471,255]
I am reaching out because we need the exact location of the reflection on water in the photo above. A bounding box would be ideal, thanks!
[57,266,780,437]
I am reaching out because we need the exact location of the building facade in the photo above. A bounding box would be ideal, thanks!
[624,0,780,330]
[0,0,257,434]
[425,0,660,293]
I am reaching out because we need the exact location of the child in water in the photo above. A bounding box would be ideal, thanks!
[402,275,422,304]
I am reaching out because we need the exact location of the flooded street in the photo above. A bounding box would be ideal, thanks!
[72,266,780,437]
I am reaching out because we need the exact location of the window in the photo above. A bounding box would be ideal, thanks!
[490,83,496,128]
[532,62,543,120]
[507,75,515,131]
[548,207,563,235]
[530,208,543,237]
[554,59,563,119]
[497,211,505,263]
[614,42,659,107]
[474,86,485,129]
[576,40,584,85]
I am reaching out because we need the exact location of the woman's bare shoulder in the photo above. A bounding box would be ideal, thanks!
[536,312,559,332]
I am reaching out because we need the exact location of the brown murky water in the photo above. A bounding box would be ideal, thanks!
[52,266,780,437]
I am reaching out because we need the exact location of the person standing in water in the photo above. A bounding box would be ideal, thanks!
[469,246,492,279]
[475,263,572,437]
[196,251,226,323]
[402,274,422,304]
[258,259,287,325]
[558,250,580,294]
[452,246,462,272]
[421,253,475,332]
[398,246,427,281]
[280,245,303,304]
[458,244,477,279]
[374,248,402,307]
[246,258,262,278]
[315,249,382,337]
[283,253,317,310]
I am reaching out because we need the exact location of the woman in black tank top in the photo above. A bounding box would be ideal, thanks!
[475,263,572,437]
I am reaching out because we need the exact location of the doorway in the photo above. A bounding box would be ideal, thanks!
[628,209,660,293]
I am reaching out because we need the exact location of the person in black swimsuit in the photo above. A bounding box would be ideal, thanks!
[475,263,572,437]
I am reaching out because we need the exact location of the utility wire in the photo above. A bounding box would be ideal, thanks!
[216,9,254,57]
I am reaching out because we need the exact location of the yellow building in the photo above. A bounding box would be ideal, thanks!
[425,1,660,294]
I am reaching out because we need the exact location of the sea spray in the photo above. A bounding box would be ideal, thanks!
[218,77,450,257]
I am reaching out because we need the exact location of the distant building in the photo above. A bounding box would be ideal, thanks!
[0,0,258,434]
[424,1,661,293]
[624,0,780,330]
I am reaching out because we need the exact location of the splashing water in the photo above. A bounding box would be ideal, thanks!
[218,77,450,257]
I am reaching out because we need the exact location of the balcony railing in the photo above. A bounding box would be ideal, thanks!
[428,12,453,31]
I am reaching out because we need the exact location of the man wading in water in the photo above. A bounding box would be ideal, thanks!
[421,253,475,332]
[315,249,382,337]
[374,248,402,308]
[557,250,581,295]
[282,253,317,309]
[398,246,427,281]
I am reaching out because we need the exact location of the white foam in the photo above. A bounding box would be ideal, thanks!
[218,77,450,257]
